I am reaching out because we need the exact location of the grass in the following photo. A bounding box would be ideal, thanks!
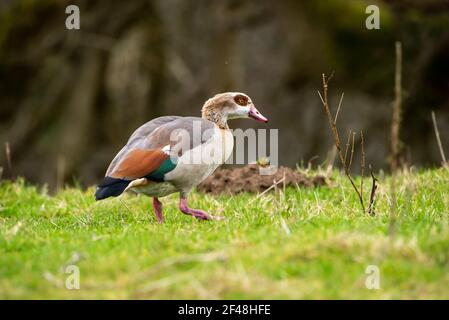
[0,168,448,299]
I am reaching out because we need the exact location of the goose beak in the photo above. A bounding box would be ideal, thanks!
[248,106,268,123]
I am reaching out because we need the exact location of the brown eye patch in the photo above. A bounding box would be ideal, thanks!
[234,94,249,106]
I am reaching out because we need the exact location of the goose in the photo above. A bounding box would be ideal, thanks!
[95,92,268,223]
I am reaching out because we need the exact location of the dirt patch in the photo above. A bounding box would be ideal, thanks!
[197,164,328,195]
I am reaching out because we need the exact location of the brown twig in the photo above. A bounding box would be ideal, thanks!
[431,110,447,167]
[318,73,365,213]
[368,165,378,216]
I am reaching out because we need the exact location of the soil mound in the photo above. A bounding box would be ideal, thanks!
[197,164,328,195]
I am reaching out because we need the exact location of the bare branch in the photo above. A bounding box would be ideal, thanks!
[318,74,365,213]
[317,90,325,106]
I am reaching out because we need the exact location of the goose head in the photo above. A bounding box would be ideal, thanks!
[201,92,268,129]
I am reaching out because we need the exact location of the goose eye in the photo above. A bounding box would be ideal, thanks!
[234,95,248,106]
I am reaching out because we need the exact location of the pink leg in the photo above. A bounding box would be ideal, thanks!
[152,197,163,224]
[179,197,211,220]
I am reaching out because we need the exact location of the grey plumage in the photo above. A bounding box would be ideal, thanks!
[106,116,216,177]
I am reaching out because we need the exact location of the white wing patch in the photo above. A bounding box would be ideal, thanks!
[161,144,171,155]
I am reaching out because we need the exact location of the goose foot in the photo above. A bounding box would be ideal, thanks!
[179,197,219,221]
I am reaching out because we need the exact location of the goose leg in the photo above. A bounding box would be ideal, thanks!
[152,197,164,224]
[178,196,211,220]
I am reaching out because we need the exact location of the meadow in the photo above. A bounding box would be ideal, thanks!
[0,168,448,299]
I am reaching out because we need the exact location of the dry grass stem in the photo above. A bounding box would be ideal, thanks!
[360,130,365,199]
[344,130,351,165]
[334,92,345,123]
[349,131,356,169]
[431,110,447,167]
[368,165,378,216]
[4,142,12,176]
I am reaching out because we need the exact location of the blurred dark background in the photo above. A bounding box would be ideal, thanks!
[0,0,448,189]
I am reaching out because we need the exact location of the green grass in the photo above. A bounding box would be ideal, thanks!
[0,168,448,299]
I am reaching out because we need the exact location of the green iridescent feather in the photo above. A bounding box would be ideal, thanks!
[146,158,177,181]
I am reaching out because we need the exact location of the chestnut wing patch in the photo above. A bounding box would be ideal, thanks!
[110,148,169,180]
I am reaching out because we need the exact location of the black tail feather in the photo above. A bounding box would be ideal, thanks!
[95,177,131,200]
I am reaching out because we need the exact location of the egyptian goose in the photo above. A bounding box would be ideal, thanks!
[95,92,268,223]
